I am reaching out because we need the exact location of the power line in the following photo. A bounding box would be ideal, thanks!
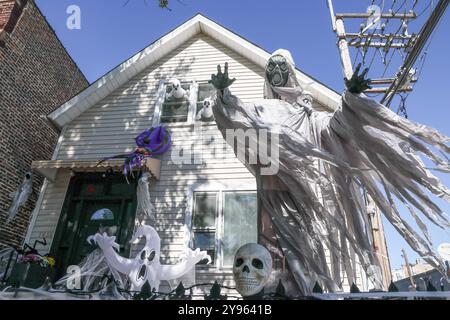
[381,0,449,106]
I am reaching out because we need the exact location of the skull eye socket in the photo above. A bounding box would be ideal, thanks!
[235,258,244,268]
[148,250,156,262]
[279,62,288,71]
[140,250,146,260]
[252,258,264,269]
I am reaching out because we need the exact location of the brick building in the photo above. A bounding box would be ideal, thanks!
[0,0,88,249]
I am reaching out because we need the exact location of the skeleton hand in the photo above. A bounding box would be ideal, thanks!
[179,248,211,265]
[345,63,372,94]
[87,232,120,252]
[209,62,236,91]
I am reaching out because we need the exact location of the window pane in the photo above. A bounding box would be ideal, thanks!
[196,83,216,122]
[161,83,190,123]
[197,83,216,102]
[193,192,217,228]
[222,192,258,267]
[193,232,215,265]
[90,208,114,221]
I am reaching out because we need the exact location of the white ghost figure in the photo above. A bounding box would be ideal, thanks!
[7,172,33,224]
[233,243,272,297]
[88,224,210,292]
[196,98,215,121]
[211,49,450,294]
[136,172,156,225]
[166,78,187,100]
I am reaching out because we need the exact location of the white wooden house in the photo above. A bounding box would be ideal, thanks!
[24,14,389,293]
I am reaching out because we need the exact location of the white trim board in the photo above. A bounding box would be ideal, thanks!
[47,14,340,130]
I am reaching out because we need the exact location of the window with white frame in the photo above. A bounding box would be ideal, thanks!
[195,82,216,122]
[161,82,191,123]
[153,80,198,126]
[153,80,218,126]
[191,191,257,268]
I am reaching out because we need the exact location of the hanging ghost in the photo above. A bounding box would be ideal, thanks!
[195,98,215,121]
[88,224,210,292]
[209,50,450,295]
[166,78,187,100]
[6,172,33,224]
[136,172,156,225]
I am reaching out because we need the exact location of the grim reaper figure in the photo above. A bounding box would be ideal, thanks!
[209,49,450,294]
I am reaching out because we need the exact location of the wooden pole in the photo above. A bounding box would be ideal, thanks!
[335,18,353,80]
[402,248,416,289]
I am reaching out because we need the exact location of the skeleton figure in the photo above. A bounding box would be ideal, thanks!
[210,50,450,294]
[6,172,33,224]
[166,78,187,100]
[195,98,215,121]
[233,243,272,297]
[88,225,210,292]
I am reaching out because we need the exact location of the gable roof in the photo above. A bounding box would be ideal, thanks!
[48,13,341,130]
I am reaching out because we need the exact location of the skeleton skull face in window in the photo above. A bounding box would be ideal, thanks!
[196,97,215,121]
[233,243,272,297]
[265,54,289,88]
[201,98,213,118]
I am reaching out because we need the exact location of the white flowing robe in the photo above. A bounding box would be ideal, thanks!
[211,52,450,294]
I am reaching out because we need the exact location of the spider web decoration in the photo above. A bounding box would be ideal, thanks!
[328,0,441,118]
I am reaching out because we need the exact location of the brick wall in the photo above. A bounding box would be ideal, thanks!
[0,0,25,33]
[0,0,88,250]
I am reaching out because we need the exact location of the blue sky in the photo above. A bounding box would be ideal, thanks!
[35,0,449,270]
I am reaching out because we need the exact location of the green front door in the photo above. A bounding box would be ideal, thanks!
[51,173,137,280]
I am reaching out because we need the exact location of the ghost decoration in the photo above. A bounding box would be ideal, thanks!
[136,172,156,225]
[196,98,215,122]
[88,224,210,292]
[166,78,187,100]
[233,243,272,297]
[210,50,450,294]
[6,172,33,224]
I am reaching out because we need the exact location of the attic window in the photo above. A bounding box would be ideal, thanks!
[153,80,198,126]
[195,83,216,122]
[161,83,191,123]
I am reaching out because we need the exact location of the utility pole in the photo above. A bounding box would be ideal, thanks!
[327,0,449,105]
[401,248,416,289]
[326,0,419,96]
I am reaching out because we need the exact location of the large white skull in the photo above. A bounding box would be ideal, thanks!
[233,243,272,297]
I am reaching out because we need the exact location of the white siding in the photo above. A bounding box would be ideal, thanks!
[27,170,71,254]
